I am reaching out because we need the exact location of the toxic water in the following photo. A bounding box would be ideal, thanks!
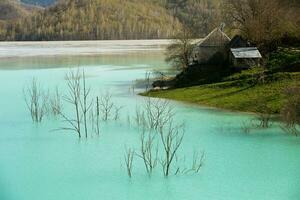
[0,40,299,200]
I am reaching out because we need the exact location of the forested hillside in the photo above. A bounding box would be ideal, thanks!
[0,0,34,20]
[0,0,42,40]
[0,0,183,40]
[0,0,222,41]
[0,0,298,41]
[164,0,221,36]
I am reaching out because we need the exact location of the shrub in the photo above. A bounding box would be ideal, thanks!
[281,86,300,136]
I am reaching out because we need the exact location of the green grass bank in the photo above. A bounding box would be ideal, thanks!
[142,48,300,114]
[142,72,300,114]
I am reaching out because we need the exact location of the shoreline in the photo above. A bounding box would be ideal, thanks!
[141,72,300,115]
[141,91,268,116]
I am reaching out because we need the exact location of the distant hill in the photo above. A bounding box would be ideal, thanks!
[0,0,42,20]
[21,0,56,7]
[0,0,181,41]
[0,0,224,41]
[0,0,298,41]
[0,0,29,20]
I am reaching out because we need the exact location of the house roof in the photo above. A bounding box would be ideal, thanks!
[198,28,231,47]
[231,47,262,59]
[227,35,251,48]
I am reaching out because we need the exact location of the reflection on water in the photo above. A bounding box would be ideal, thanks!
[0,53,168,70]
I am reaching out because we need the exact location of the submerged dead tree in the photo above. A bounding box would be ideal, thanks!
[49,87,62,116]
[159,122,185,177]
[136,130,158,175]
[113,105,124,121]
[125,98,204,177]
[24,78,48,123]
[99,92,114,121]
[184,150,205,174]
[124,147,135,178]
[58,70,82,138]
[143,98,175,130]
[90,96,101,136]
[80,70,92,138]
[58,69,93,138]
[136,98,187,177]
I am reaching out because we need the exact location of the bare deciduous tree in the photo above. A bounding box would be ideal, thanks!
[165,28,195,70]
[24,78,48,123]
[222,0,286,50]
[113,105,124,121]
[79,70,92,138]
[126,114,131,127]
[124,147,134,178]
[90,96,101,136]
[189,150,205,174]
[49,87,62,116]
[254,99,273,128]
[58,70,82,138]
[99,92,114,121]
[57,69,94,138]
[134,106,146,129]
[241,121,252,134]
[159,122,185,177]
[136,130,158,175]
[128,98,204,177]
[256,113,272,128]
[145,72,151,92]
[144,98,175,130]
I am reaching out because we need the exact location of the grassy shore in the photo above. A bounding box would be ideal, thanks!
[142,72,300,114]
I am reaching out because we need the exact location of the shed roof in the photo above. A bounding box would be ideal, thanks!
[231,47,262,59]
[198,28,231,47]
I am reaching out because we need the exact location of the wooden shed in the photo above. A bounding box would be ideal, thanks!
[230,47,262,68]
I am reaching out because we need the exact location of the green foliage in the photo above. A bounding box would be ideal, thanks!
[267,48,300,71]
[148,36,300,114]
[144,72,300,114]
[169,63,232,88]
[225,67,263,81]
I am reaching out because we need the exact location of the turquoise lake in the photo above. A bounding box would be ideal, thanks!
[0,40,299,200]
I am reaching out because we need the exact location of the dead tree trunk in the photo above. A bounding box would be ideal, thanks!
[23,78,48,123]
[80,70,92,138]
[59,70,82,138]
